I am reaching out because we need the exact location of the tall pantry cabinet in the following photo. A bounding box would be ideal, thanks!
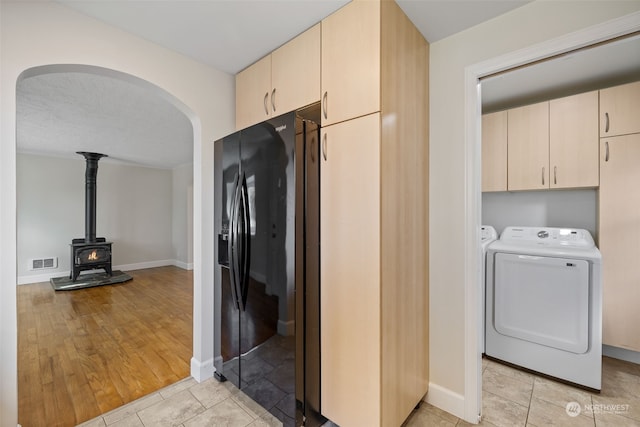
[599,80,640,352]
[319,1,429,426]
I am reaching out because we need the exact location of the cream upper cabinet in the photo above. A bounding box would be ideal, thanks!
[271,24,321,117]
[236,55,271,130]
[482,111,507,192]
[321,0,380,126]
[549,91,599,188]
[599,133,640,351]
[600,80,640,138]
[488,91,600,192]
[507,101,549,191]
[236,24,321,130]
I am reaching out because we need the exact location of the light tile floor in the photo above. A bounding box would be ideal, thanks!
[77,376,282,427]
[80,356,640,427]
[402,356,640,427]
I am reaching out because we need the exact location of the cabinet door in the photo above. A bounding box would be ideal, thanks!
[599,133,640,351]
[236,55,271,130]
[272,24,321,116]
[507,101,549,191]
[600,80,640,137]
[321,0,380,126]
[321,113,381,426]
[549,91,599,188]
[482,111,508,192]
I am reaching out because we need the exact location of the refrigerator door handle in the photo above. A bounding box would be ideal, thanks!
[228,174,241,310]
[238,173,251,311]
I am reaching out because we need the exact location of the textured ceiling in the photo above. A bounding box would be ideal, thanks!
[17,72,193,169]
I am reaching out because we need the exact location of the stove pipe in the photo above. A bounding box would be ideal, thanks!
[77,152,107,243]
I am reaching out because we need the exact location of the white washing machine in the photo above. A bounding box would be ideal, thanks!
[485,226,602,390]
[481,225,498,354]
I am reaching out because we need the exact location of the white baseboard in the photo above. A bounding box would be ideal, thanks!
[277,320,295,336]
[424,382,465,420]
[172,259,193,270]
[603,345,640,364]
[17,271,68,285]
[17,259,190,285]
[191,357,215,383]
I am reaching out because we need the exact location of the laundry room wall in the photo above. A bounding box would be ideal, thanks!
[482,189,598,240]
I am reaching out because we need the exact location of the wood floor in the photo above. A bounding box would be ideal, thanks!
[17,266,193,427]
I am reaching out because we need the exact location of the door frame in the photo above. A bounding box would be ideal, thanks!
[463,11,640,423]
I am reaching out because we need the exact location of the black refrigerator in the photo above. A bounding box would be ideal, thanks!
[214,110,323,427]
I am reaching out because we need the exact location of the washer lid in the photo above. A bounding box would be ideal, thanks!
[500,226,595,248]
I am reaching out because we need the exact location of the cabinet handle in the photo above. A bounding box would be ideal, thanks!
[605,141,610,162]
[542,167,545,186]
[263,92,269,115]
[554,166,557,185]
[271,88,276,112]
[310,136,316,163]
[605,112,610,133]
[322,92,328,120]
[322,133,327,161]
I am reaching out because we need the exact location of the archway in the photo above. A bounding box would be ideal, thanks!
[16,63,199,425]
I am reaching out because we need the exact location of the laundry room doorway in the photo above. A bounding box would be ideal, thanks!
[466,15,640,422]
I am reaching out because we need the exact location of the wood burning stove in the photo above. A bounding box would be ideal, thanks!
[70,152,113,280]
[51,151,132,291]
[70,239,112,281]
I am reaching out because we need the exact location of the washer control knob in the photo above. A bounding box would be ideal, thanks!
[537,230,549,239]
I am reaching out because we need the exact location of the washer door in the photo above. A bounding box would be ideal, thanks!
[493,253,590,354]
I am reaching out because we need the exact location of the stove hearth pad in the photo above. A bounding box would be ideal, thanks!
[50,269,132,291]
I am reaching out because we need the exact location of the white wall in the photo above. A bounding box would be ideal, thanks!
[482,189,598,239]
[172,162,194,269]
[0,2,234,426]
[429,0,640,420]
[17,153,177,283]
